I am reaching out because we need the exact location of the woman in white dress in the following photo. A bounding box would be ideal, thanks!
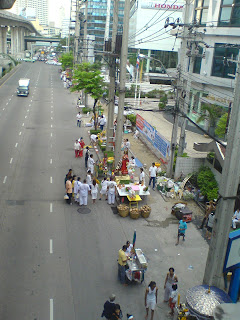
[107,177,117,205]
[91,179,98,204]
[145,281,158,320]
[99,177,108,200]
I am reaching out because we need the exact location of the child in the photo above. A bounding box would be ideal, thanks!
[99,177,108,200]
[72,175,76,199]
[91,179,98,204]
[206,212,215,240]
[139,167,145,185]
[169,284,178,316]
[86,170,92,189]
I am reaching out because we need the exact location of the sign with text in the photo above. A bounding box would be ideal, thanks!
[141,1,184,10]
[136,114,170,158]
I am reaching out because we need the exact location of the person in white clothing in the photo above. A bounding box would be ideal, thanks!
[74,140,80,158]
[169,284,178,316]
[79,179,90,206]
[86,170,92,188]
[139,168,146,185]
[90,134,98,146]
[99,177,108,200]
[125,139,130,151]
[99,116,105,130]
[232,208,240,229]
[87,154,95,174]
[128,156,136,169]
[91,179,98,204]
[74,177,81,201]
[126,241,133,256]
[206,212,215,239]
[145,281,158,320]
[76,112,82,127]
[107,177,117,205]
[149,163,158,190]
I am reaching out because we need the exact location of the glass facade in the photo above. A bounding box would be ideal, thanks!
[80,0,125,51]
[193,47,203,74]
[194,0,209,25]
[211,43,239,78]
[219,0,240,26]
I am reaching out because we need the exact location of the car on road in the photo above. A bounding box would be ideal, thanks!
[23,58,35,63]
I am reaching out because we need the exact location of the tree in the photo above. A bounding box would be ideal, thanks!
[56,37,74,52]
[215,113,228,138]
[59,52,74,70]
[71,62,106,130]
[196,103,225,136]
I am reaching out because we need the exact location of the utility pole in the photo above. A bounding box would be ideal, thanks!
[178,0,193,155]
[167,81,180,178]
[74,0,81,65]
[83,0,88,107]
[114,0,131,165]
[106,0,119,151]
[203,56,240,289]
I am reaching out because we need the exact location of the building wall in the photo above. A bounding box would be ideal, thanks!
[129,0,183,51]
[184,0,240,123]
[174,157,205,179]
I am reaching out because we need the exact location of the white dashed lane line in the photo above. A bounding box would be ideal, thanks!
[50,239,53,254]
[25,116,27,119]
[22,123,24,127]
[19,132,22,136]
[15,143,18,148]
[50,159,52,164]
[50,177,53,184]
[50,203,53,212]
[50,299,53,320]
[10,158,13,164]
[3,176,7,184]
[50,133,53,137]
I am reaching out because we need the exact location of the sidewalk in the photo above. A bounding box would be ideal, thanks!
[69,91,209,317]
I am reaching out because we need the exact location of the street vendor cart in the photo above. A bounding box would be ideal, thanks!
[126,248,148,283]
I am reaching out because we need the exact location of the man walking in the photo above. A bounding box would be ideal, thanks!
[101,294,116,319]
[76,112,82,127]
[149,163,157,191]
[65,177,73,205]
[232,208,240,229]
[175,216,187,245]
[118,245,128,285]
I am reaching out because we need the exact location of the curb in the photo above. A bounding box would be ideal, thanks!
[0,63,21,87]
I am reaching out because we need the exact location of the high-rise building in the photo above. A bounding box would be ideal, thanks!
[10,0,49,26]
[79,0,125,52]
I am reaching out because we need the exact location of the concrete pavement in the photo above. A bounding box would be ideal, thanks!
[0,62,209,320]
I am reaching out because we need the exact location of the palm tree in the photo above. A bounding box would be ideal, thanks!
[197,103,225,136]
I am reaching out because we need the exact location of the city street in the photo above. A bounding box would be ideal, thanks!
[0,62,208,320]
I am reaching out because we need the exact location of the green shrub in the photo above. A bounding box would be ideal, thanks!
[90,129,101,134]
[158,102,165,110]
[82,107,92,114]
[197,166,218,201]
[105,150,114,157]
[126,114,136,125]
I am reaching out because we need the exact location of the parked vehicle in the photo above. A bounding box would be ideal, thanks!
[17,78,30,97]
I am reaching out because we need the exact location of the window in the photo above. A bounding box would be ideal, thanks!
[219,0,240,26]
[195,0,209,25]
[211,43,239,78]
[193,47,203,74]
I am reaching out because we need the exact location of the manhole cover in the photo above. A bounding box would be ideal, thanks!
[6,200,25,205]
[77,207,91,214]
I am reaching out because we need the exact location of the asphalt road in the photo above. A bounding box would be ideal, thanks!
[0,62,208,320]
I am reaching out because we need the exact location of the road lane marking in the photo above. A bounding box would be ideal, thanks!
[22,123,24,127]
[3,108,5,110]
[10,158,13,164]
[25,116,27,119]
[51,111,53,113]
[50,159,52,164]
[50,203,53,212]
[51,133,53,137]
[15,143,18,148]
[6,102,8,105]
[51,106,53,108]
[50,177,53,184]
[9,98,11,101]
[19,132,22,136]
[50,144,52,148]
[27,109,29,112]
[50,239,53,254]
[50,299,53,320]
[31,100,32,102]
[29,104,31,107]
[51,124,53,128]
[51,117,53,120]
[3,176,7,184]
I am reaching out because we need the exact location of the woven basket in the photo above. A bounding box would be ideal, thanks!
[141,209,151,218]
[117,205,129,217]
[130,209,140,219]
